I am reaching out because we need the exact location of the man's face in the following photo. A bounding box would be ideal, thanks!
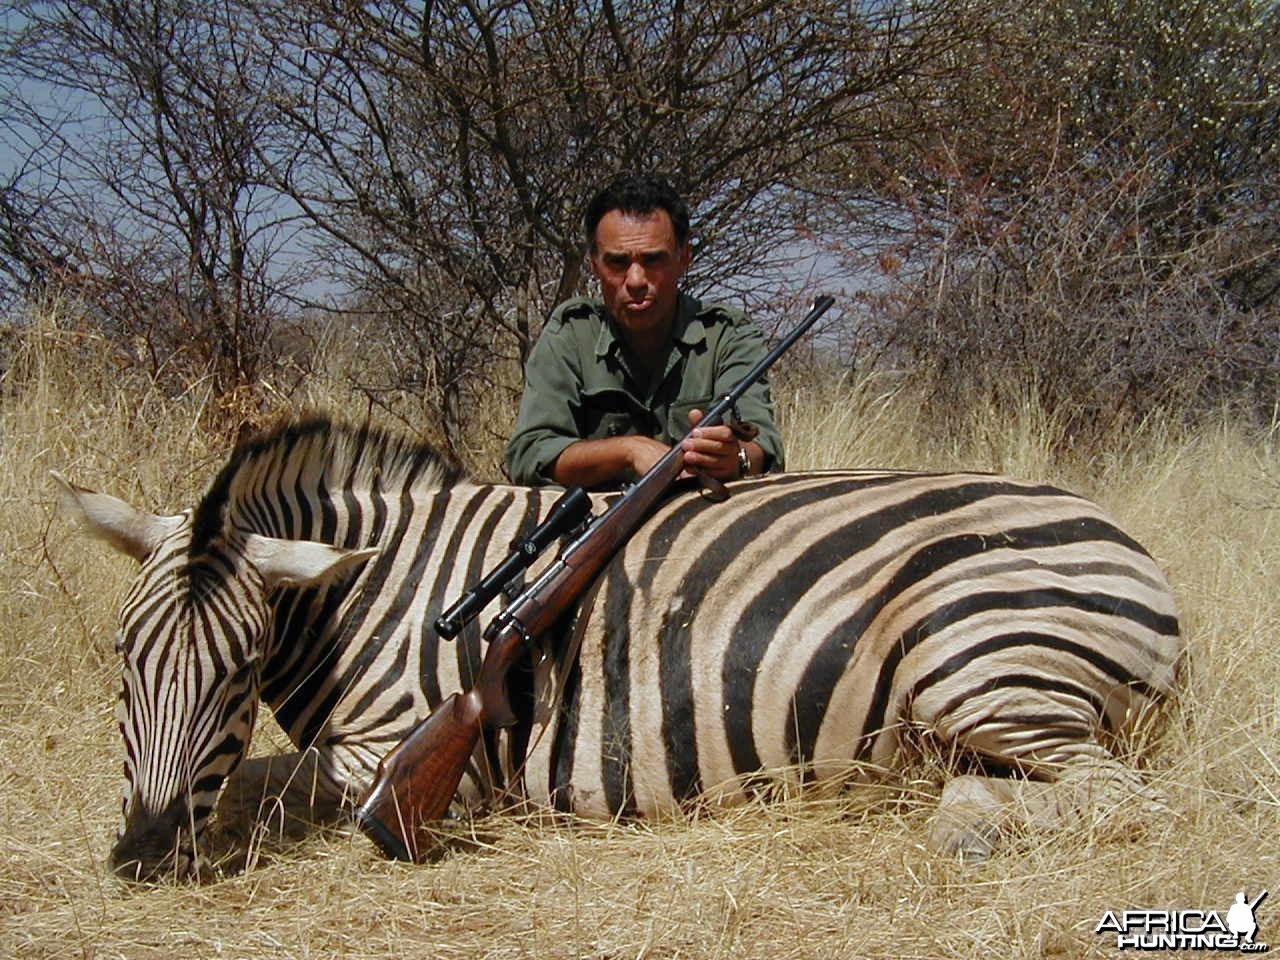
[589,208,690,342]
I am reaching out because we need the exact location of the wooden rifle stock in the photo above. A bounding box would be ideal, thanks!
[354,295,834,862]
[353,689,481,861]
[354,630,525,862]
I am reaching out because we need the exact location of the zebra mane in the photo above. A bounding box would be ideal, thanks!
[190,414,463,556]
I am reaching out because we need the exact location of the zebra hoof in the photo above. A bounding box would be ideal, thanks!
[928,816,997,863]
[929,774,1011,862]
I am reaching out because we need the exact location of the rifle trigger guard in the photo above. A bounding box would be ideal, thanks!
[511,617,551,666]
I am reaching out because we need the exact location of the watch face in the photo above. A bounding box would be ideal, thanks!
[737,446,751,477]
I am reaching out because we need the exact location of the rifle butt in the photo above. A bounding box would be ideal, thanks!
[354,690,484,862]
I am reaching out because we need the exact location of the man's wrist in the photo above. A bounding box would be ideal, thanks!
[736,444,751,478]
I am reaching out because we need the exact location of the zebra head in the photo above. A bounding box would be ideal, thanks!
[54,473,374,881]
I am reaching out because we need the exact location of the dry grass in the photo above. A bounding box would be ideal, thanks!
[2,308,1278,958]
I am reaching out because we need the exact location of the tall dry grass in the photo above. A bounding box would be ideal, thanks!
[1,306,1277,959]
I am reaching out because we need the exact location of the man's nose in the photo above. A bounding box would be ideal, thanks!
[625,261,648,290]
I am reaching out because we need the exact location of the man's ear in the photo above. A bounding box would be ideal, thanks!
[243,533,378,590]
[51,471,184,562]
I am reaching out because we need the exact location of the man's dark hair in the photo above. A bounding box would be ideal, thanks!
[584,173,691,250]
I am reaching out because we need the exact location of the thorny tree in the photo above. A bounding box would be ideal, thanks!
[1,0,299,394]
[6,0,1274,449]
[245,0,976,455]
[830,0,1280,435]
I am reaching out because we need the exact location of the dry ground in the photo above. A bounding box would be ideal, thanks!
[1,314,1277,958]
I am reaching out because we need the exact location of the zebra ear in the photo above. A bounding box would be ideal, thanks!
[51,471,184,563]
[243,534,378,589]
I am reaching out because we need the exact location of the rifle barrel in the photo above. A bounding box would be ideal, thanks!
[704,294,834,425]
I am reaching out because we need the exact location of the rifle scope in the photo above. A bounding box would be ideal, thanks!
[434,485,592,640]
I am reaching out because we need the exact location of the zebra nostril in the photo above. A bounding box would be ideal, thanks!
[108,849,144,882]
[109,838,202,883]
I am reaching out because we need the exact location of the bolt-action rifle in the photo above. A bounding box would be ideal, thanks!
[354,295,835,861]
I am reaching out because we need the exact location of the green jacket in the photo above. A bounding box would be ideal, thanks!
[505,292,784,486]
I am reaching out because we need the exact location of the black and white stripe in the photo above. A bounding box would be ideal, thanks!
[72,418,1180,874]
[526,470,1179,818]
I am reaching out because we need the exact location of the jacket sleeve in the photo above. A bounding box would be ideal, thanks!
[504,323,585,485]
[711,316,786,471]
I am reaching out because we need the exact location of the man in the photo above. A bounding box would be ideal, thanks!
[505,174,783,490]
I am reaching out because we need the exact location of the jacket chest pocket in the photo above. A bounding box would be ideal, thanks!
[579,389,652,440]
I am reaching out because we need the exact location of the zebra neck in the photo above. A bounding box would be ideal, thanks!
[258,483,573,755]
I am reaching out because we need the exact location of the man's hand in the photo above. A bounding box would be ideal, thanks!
[549,411,763,489]
[683,409,763,481]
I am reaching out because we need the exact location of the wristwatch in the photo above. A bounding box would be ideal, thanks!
[736,444,751,478]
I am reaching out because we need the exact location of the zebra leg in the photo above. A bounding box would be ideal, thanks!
[928,754,1169,862]
[217,748,361,839]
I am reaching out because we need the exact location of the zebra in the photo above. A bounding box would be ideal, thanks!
[56,416,1181,879]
